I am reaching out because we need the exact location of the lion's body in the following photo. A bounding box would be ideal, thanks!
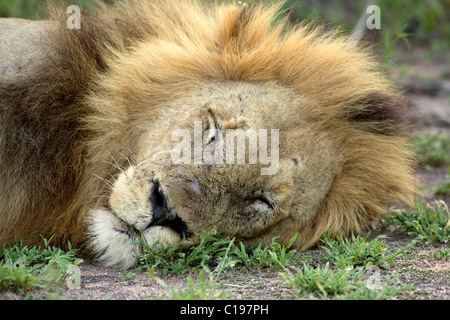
[0,0,416,268]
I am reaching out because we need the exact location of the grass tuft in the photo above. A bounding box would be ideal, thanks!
[319,232,419,269]
[385,198,450,244]
[411,132,450,168]
[0,236,83,294]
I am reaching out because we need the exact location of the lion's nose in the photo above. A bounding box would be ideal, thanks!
[148,180,190,237]
[150,180,168,221]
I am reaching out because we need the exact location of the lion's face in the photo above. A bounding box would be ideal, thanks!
[88,81,341,269]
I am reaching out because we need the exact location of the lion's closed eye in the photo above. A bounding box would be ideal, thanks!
[254,196,273,211]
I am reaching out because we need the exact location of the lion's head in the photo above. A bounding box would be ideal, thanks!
[82,2,416,269]
[88,81,342,268]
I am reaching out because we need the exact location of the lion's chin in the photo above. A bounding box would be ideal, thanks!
[87,209,182,269]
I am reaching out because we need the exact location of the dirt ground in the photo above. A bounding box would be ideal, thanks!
[1,51,449,301]
[7,227,447,301]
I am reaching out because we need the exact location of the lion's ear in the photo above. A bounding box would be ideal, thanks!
[342,92,410,136]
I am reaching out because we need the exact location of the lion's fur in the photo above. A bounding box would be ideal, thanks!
[0,0,416,265]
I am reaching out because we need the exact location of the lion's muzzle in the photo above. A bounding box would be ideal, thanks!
[87,174,193,269]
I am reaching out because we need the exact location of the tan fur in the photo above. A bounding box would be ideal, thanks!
[0,0,416,268]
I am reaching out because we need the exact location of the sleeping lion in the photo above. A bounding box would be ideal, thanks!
[0,0,416,268]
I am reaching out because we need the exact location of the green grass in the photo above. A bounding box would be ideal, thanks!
[319,232,419,269]
[135,228,422,300]
[384,198,450,244]
[0,0,44,19]
[287,0,450,54]
[0,237,83,294]
[137,229,298,275]
[436,181,450,196]
[281,263,415,300]
[280,233,418,300]
[411,132,450,168]
[281,262,358,298]
[435,167,450,196]
[157,270,231,300]
[230,234,298,269]
[2,0,449,54]
[137,230,299,299]
[432,248,449,260]
[138,229,236,275]
[0,0,96,19]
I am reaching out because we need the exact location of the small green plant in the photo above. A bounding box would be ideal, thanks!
[138,229,236,275]
[338,277,416,300]
[231,234,298,269]
[411,132,450,168]
[319,232,418,269]
[386,199,450,244]
[282,232,418,299]
[138,229,298,274]
[0,0,98,19]
[281,263,358,298]
[435,167,450,196]
[0,237,83,293]
[436,182,450,196]
[380,23,411,70]
[432,248,449,260]
[281,263,415,300]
